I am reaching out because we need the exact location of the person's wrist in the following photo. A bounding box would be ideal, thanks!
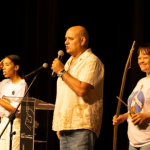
[122,113,128,121]
[145,112,150,120]
[57,69,66,78]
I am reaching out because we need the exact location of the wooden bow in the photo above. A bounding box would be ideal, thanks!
[113,41,136,150]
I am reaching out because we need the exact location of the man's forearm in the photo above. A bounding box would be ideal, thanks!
[62,71,92,97]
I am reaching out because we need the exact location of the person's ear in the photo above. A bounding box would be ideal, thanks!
[15,65,20,71]
[80,37,86,46]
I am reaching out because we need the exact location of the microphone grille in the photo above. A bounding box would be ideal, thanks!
[58,50,64,56]
[43,63,48,68]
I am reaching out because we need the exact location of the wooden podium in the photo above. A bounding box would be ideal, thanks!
[20,97,55,150]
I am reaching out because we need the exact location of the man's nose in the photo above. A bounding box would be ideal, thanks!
[65,39,68,45]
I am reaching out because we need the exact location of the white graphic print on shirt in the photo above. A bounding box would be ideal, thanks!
[128,85,145,113]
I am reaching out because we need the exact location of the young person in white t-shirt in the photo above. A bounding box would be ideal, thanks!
[0,55,28,150]
[113,43,150,150]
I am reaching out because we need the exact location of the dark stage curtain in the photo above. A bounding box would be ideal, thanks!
[21,0,59,150]
[1,0,149,150]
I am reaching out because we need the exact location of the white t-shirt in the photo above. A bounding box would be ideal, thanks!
[0,78,28,117]
[127,77,150,147]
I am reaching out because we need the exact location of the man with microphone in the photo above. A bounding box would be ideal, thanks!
[51,25,104,150]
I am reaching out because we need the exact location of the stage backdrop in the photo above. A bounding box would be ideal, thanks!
[1,0,149,150]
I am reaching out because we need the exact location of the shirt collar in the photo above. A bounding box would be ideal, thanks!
[67,48,92,65]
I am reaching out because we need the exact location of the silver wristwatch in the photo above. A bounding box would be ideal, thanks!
[57,69,66,77]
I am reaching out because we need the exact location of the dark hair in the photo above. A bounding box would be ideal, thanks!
[4,54,25,79]
[137,43,150,55]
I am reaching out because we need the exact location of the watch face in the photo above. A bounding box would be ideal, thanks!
[58,73,62,77]
[57,70,65,77]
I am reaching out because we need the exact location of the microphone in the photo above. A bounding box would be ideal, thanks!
[51,50,64,77]
[25,63,48,78]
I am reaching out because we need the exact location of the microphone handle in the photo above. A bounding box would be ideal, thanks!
[51,55,63,77]
[51,70,56,77]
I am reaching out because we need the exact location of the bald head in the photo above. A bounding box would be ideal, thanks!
[67,26,89,48]
[65,26,90,57]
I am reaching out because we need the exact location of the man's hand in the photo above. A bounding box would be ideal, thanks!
[0,59,4,70]
[56,131,60,139]
[51,58,64,74]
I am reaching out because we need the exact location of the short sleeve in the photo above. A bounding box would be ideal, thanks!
[0,80,5,98]
[79,60,104,88]
[10,81,27,108]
